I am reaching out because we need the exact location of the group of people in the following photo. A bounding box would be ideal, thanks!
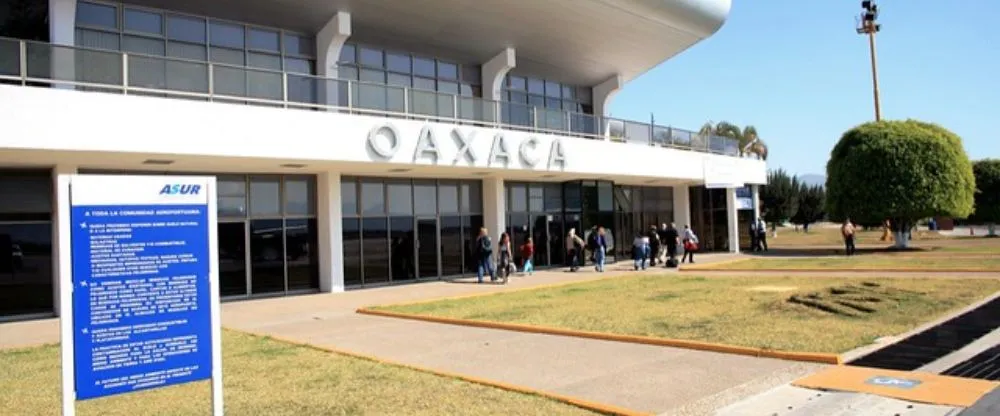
[472,223,701,284]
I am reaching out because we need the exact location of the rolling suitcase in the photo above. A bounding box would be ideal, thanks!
[666,257,679,268]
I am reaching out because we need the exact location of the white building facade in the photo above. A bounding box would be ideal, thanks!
[0,0,762,320]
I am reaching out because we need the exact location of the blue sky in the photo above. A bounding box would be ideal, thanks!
[610,0,999,176]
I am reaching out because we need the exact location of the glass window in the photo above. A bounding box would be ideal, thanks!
[387,181,413,215]
[529,185,544,212]
[359,46,383,68]
[440,215,463,276]
[284,58,312,74]
[249,219,284,294]
[437,61,458,80]
[338,44,356,63]
[545,97,561,109]
[167,42,206,60]
[341,178,358,216]
[462,65,481,84]
[285,218,319,291]
[248,52,282,70]
[545,80,561,98]
[360,181,385,215]
[508,75,525,90]
[413,77,435,91]
[76,28,120,51]
[284,176,314,216]
[361,217,390,284]
[217,176,246,196]
[360,69,384,83]
[386,52,411,73]
[528,95,545,108]
[544,183,562,212]
[438,182,459,213]
[413,57,435,77]
[209,21,244,48]
[124,9,162,35]
[248,28,280,52]
[508,91,527,104]
[77,1,118,29]
[0,223,53,317]
[598,182,614,212]
[249,176,281,216]
[387,73,411,88]
[167,15,206,43]
[342,218,362,286]
[339,66,358,80]
[527,78,544,94]
[123,36,165,55]
[413,181,437,215]
[210,47,244,65]
[461,182,481,213]
[563,100,580,113]
[284,33,314,56]
[509,184,527,212]
[437,81,458,95]
[0,172,51,215]
[577,87,592,105]
[217,222,247,296]
[562,85,575,99]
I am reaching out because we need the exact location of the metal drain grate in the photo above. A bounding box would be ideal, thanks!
[942,344,1000,381]
[848,296,1000,371]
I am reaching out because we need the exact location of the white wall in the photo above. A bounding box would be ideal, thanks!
[0,85,767,185]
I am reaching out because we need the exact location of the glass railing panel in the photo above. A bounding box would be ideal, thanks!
[457,96,497,124]
[409,88,439,117]
[606,118,625,141]
[709,135,729,153]
[623,120,651,145]
[537,107,567,131]
[568,112,598,136]
[246,68,283,101]
[652,125,672,146]
[501,101,534,128]
[0,38,19,77]
[351,81,405,114]
[285,73,318,106]
[725,137,741,156]
[127,55,209,94]
[25,42,122,86]
[670,128,693,148]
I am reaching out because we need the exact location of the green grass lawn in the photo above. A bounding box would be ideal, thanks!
[710,256,1000,270]
[0,331,596,416]
[376,275,1000,353]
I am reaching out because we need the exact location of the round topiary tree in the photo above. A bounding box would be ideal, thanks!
[825,120,975,248]
[970,159,1000,236]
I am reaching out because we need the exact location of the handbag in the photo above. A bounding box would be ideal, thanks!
[684,241,698,251]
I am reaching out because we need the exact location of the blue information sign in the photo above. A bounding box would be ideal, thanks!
[69,177,215,400]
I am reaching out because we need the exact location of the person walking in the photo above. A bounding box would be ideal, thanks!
[756,217,768,252]
[749,219,760,252]
[594,226,608,272]
[663,223,679,264]
[646,225,661,266]
[520,237,535,276]
[565,228,585,272]
[498,232,513,281]
[842,218,857,256]
[632,231,650,270]
[681,225,698,264]
[475,227,495,283]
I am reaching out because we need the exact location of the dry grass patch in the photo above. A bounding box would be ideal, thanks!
[709,256,1000,271]
[0,330,596,416]
[376,275,1000,353]
[767,228,950,247]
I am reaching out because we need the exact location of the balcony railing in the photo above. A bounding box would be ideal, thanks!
[0,37,742,157]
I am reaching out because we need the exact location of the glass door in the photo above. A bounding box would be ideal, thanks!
[249,219,285,295]
[218,221,248,297]
[416,217,439,280]
[532,215,550,267]
[547,213,565,266]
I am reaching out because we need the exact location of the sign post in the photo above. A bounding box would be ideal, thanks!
[59,175,222,415]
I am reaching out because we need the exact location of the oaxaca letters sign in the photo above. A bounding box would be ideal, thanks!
[365,123,567,170]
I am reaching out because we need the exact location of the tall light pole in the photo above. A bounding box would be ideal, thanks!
[857,1,882,121]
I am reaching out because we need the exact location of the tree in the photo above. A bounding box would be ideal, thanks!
[698,120,769,160]
[761,169,800,230]
[791,184,826,230]
[826,120,976,248]
[969,159,1000,236]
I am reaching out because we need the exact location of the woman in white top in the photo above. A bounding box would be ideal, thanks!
[681,225,698,264]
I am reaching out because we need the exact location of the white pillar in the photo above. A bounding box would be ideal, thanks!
[481,177,506,257]
[52,165,77,316]
[592,74,623,139]
[316,11,352,108]
[726,187,740,253]
[481,48,516,101]
[49,0,77,90]
[751,184,761,222]
[316,172,344,292]
[672,185,691,228]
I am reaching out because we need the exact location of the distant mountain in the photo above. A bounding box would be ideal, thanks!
[798,174,826,187]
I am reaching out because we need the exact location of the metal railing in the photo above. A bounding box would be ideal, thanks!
[0,37,744,157]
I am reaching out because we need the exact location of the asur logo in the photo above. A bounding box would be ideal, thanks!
[159,184,202,195]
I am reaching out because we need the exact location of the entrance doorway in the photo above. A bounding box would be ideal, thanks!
[417,217,439,279]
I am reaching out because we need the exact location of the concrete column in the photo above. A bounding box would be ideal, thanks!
[481,177,506,256]
[751,184,761,223]
[316,11,352,108]
[316,171,344,292]
[672,185,691,228]
[52,165,77,316]
[726,187,740,253]
[49,0,77,90]
[592,74,623,139]
[481,48,516,101]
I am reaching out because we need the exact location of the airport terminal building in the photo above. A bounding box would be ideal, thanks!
[0,0,763,320]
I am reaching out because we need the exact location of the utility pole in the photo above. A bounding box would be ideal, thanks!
[857,1,882,121]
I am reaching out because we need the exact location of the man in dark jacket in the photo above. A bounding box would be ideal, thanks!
[646,225,661,266]
[663,223,679,263]
[475,227,495,283]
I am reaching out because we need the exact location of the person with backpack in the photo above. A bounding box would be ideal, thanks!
[475,227,496,283]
